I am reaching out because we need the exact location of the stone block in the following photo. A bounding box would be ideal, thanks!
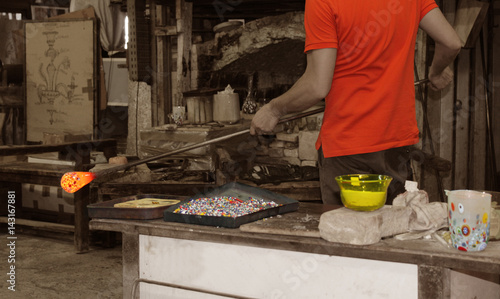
[319,208,382,245]
[273,124,285,133]
[268,148,284,158]
[282,157,301,165]
[254,156,286,165]
[298,131,319,161]
[269,140,285,148]
[379,206,413,238]
[284,148,299,158]
[284,142,298,149]
[255,146,269,156]
[319,205,412,245]
[127,81,151,156]
[301,160,317,167]
[276,132,298,143]
[212,12,305,72]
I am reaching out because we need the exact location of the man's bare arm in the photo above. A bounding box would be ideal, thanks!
[419,8,462,90]
[250,48,337,134]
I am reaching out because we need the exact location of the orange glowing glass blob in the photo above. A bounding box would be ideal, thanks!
[60,172,96,193]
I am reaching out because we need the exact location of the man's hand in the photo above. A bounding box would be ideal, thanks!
[250,103,282,135]
[428,66,454,91]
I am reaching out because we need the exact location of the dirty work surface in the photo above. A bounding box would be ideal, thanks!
[0,230,122,299]
[239,202,339,237]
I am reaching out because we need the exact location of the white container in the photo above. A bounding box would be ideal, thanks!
[447,189,491,252]
[213,93,240,124]
[172,106,185,125]
[186,96,213,124]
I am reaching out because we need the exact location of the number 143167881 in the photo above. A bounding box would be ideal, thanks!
[7,191,15,236]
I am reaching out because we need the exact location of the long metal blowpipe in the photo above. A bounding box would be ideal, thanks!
[60,107,326,193]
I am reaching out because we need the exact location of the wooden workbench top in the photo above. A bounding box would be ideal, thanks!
[90,202,500,275]
[0,161,73,186]
[0,139,117,156]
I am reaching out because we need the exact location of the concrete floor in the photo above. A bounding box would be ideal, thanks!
[0,228,122,299]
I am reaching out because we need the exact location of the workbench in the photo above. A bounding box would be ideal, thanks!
[0,139,117,252]
[90,201,500,299]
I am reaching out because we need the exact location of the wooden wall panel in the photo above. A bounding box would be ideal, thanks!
[454,0,489,48]
[175,0,192,99]
[471,39,487,191]
[454,49,471,189]
[413,29,426,185]
[492,2,500,187]
[440,0,457,193]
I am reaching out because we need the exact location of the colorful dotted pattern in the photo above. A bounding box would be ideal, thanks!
[60,172,96,193]
[448,201,490,252]
[173,196,280,218]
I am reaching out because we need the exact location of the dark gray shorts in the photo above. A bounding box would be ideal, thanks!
[318,146,412,205]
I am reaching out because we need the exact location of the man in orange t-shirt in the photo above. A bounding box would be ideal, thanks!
[250,0,461,205]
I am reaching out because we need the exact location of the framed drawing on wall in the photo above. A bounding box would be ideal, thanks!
[25,19,97,143]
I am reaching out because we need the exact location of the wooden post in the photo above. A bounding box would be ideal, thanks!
[413,29,427,185]
[73,149,91,253]
[491,3,500,186]
[471,32,487,191]
[165,5,174,119]
[486,5,499,189]
[175,0,192,100]
[418,265,451,299]
[152,3,172,126]
[150,2,159,126]
[122,232,140,299]
[454,48,470,189]
[452,0,490,190]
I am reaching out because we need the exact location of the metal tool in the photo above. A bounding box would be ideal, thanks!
[61,107,325,193]
[414,78,429,86]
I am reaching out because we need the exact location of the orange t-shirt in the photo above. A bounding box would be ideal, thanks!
[305,0,438,157]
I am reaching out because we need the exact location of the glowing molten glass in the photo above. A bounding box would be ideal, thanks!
[61,172,96,193]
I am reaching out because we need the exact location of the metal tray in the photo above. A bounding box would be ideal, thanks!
[163,182,299,228]
[88,194,182,220]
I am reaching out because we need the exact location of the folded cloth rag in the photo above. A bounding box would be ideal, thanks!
[392,190,448,239]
